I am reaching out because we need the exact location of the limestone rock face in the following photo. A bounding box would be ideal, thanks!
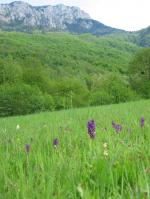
[0,1,90,30]
[0,1,123,34]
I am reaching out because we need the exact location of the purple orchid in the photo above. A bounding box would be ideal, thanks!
[87,120,96,139]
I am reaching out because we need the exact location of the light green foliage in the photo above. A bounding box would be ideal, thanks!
[0,32,139,74]
[0,84,54,116]
[0,100,149,198]
[90,74,138,105]
[0,31,141,116]
[91,90,114,105]
[22,67,53,93]
[57,78,90,108]
[129,48,150,98]
[0,56,22,84]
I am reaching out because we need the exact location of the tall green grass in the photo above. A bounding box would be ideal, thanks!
[0,100,149,198]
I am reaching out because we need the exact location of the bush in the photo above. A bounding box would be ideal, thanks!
[54,78,90,109]
[103,75,137,103]
[90,74,138,105]
[43,94,55,111]
[129,48,150,98]
[91,90,113,106]
[0,84,55,116]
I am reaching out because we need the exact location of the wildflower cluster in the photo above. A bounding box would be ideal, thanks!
[23,116,145,155]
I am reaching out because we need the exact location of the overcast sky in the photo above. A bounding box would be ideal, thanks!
[1,0,150,31]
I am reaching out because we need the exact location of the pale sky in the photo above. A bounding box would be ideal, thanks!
[0,0,150,31]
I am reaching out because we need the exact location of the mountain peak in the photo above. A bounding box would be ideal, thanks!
[9,1,30,6]
[0,1,123,35]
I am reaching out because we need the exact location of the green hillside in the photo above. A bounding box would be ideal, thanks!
[0,100,149,198]
[0,31,139,74]
[0,31,141,116]
[103,31,150,49]
[137,26,150,47]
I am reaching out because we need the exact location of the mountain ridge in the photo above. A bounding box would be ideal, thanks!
[0,1,149,46]
[0,1,124,34]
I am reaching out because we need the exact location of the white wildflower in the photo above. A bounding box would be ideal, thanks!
[77,184,83,198]
[103,142,108,148]
[16,124,20,130]
[103,150,109,157]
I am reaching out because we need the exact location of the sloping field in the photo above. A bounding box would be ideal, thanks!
[0,100,149,198]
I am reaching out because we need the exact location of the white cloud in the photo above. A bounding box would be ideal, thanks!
[0,0,150,30]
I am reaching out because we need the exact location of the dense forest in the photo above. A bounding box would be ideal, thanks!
[0,31,149,116]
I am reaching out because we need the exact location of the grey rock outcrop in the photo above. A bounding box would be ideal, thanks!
[0,1,124,34]
[0,1,90,30]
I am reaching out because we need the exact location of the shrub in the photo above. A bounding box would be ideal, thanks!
[0,84,54,116]
[91,90,113,106]
[43,94,55,111]
[129,48,150,98]
[90,74,138,105]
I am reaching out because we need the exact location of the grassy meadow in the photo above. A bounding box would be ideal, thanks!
[0,100,149,198]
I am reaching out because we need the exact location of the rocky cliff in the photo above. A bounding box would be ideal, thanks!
[0,1,123,34]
